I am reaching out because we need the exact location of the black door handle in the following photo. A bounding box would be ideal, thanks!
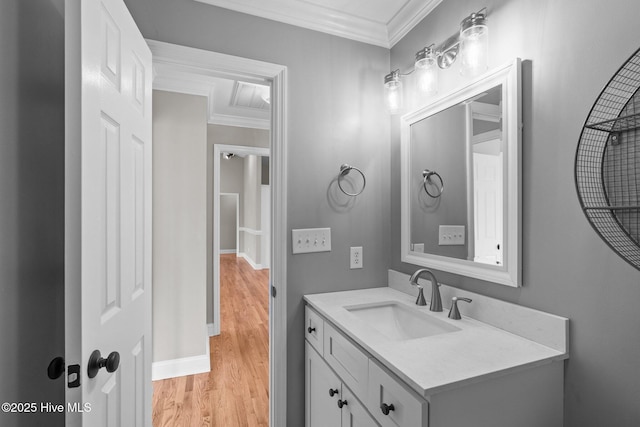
[87,350,120,378]
[48,357,65,380]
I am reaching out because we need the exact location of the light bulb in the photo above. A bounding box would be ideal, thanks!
[384,70,403,114]
[415,47,438,96]
[460,11,488,77]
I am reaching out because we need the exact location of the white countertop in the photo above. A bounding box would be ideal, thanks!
[304,287,569,398]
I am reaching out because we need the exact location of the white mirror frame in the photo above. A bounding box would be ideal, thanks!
[401,58,522,287]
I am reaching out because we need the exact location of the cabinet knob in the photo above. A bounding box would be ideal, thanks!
[337,399,348,409]
[307,326,316,333]
[328,388,339,397]
[380,403,395,415]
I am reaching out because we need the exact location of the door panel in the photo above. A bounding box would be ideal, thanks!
[65,0,152,425]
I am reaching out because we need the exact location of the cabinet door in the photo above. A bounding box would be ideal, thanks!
[342,386,380,427]
[306,342,342,427]
[368,360,428,427]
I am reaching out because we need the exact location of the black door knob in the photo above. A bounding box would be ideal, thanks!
[380,403,395,415]
[307,326,316,333]
[87,350,120,378]
[329,388,339,397]
[337,399,347,409]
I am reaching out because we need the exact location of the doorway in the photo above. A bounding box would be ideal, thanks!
[148,40,287,426]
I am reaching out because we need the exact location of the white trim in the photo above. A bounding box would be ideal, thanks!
[151,354,210,380]
[152,333,211,380]
[238,252,265,270]
[387,0,444,47]
[208,113,270,129]
[239,226,263,236]
[400,59,522,287]
[220,249,237,254]
[192,0,442,48]
[147,40,288,426]
[207,322,218,336]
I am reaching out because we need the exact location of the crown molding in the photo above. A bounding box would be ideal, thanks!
[193,0,444,48]
[388,0,444,47]
[208,113,270,130]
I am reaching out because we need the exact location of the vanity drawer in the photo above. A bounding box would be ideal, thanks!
[367,360,428,427]
[305,306,324,354]
[323,321,369,398]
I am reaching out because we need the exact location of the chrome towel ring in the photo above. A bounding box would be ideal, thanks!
[422,169,444,198]
[338,164,366,196]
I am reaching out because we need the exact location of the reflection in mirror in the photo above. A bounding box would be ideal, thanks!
[401,59,521,287]
[410,85,502,265]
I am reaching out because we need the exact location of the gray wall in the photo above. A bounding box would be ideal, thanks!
[206,124,269,324]
[0,1,65,426]
[220,194,238,251]
[124,1,391,424]
[152,90,208,362]
[390,0,640,425]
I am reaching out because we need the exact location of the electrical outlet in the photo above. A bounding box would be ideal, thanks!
[350,246,363,269]
[291,228,331,254]
[439,225,465,245]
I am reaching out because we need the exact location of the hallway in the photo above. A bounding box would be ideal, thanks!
[152,254,270,426]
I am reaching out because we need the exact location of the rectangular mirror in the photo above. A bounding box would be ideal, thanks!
[401,59,522,287]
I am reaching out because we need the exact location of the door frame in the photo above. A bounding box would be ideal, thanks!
[214,144,270,330]
[148,40,288,427]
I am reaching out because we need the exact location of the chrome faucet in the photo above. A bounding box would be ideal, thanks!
[409,269,442,311]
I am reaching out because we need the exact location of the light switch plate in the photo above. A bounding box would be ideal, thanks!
[439,225,465,245]
[292,228,331,254]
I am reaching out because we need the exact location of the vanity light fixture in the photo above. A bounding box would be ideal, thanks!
[384,69,404,114]
[459,9,489,76]
[415,45,438,96]
[384,8,488,112]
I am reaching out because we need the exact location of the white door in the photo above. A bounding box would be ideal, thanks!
[65,0,152,425]
[473,151,503,265]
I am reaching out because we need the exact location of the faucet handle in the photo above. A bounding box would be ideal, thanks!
[415,286,427,306]
[448,297,472,320]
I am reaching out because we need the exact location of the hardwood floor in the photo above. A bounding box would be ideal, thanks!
[152,254,270,427]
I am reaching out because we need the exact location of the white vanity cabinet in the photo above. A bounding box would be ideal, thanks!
[305,341,380,427]
[305,296,566,427]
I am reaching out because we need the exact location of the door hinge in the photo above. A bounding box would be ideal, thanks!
[67,364,81,388]
[271,286,277,298]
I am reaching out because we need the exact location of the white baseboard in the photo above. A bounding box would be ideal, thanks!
[152,353,210,381]
[152,335,211,381]
[220,249,236,254]
[237,252,264,270]
[207,322,220,336]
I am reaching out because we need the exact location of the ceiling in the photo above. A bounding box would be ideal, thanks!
[153,62,271,130]
[154,0,445,126]
[193,0,444,48]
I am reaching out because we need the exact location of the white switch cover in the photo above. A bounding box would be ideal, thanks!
[292,228,331,254]
[439,225,465,245]
[412,243,425,253]
[350,246,363,269]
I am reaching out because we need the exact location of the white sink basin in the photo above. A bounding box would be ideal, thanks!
[345,301,460,341]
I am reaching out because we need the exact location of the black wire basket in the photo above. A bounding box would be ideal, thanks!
[575,47,640,270]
